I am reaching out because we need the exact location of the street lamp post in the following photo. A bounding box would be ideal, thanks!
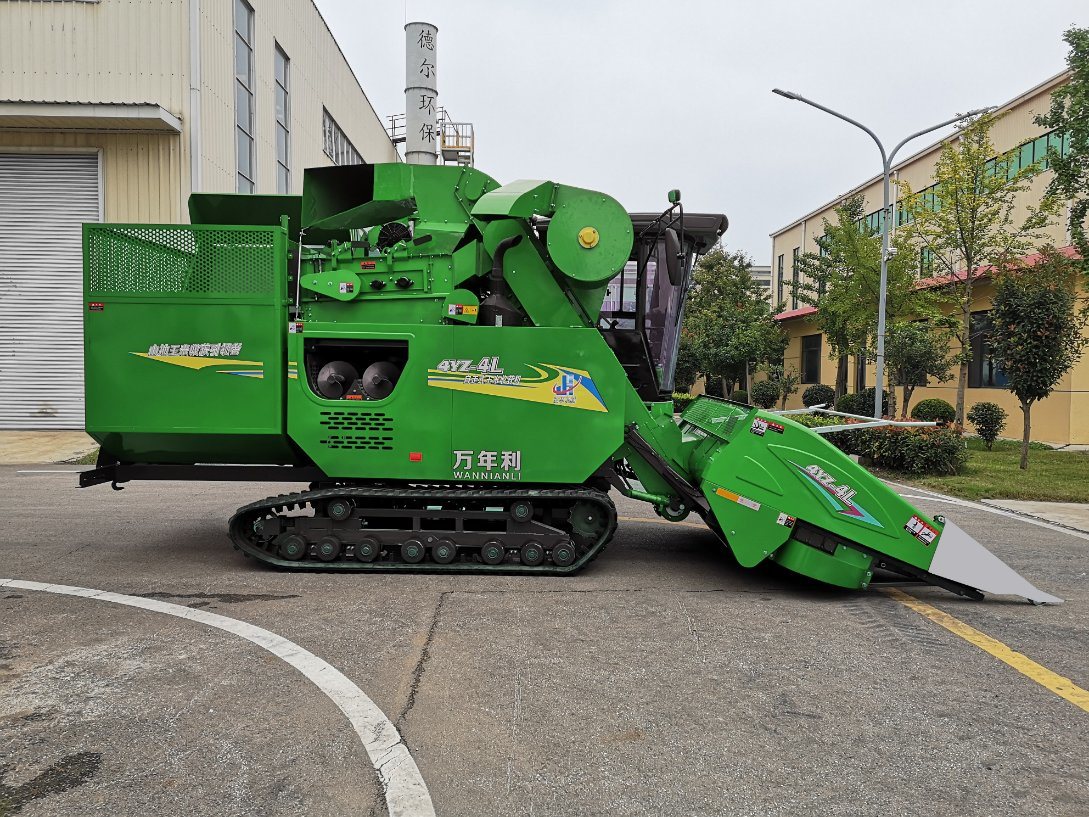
[771,89,992,418]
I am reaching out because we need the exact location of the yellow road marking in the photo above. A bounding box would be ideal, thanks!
[615,514,1087,712]
[883,587,1089,714]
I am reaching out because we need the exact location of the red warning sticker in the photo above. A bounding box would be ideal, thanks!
[905,515,939,545]
[360,261,377,270]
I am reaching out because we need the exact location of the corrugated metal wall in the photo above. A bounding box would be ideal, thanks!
[0,152,101,429]
[0,134,183,223]
[0,0,189,111]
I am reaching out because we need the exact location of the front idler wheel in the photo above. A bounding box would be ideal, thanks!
[279,534,308,561]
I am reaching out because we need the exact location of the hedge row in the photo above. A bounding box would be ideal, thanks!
[789,414,966,475]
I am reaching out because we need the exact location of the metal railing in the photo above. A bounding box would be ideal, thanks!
[773,405,936,434]
[386,108,474,166]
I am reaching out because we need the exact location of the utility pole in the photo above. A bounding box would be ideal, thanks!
[772,89,992,417]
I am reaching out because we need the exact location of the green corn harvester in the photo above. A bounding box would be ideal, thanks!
[81,163,1059,603]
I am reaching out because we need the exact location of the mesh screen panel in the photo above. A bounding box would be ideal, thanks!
[86,225,278,297]
[680,397,750,441]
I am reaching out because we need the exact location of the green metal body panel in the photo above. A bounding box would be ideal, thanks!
[83,223,297,463]
[286,325,626,483]
[771,540,873,590]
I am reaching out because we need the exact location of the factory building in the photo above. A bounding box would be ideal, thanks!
[768,71,1089,445]
[0,0,397,428]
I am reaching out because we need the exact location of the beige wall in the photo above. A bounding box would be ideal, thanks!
[769,73,1073,303]
[0,0,397,219]
[197,0,398,195]
[0,0,190,111]
[777,278,1089,445]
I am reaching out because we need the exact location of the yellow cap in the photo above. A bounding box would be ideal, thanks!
[577,226,600,249]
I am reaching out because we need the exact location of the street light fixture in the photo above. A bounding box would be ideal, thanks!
[771,88,994,418]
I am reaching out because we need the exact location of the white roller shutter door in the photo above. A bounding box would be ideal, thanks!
[0,153,101,428]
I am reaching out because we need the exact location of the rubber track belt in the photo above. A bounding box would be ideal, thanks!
[228,485,617,574]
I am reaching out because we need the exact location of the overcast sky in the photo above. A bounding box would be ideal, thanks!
[319,0,1085,264]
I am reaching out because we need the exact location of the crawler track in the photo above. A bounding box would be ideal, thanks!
[228,485,616,573]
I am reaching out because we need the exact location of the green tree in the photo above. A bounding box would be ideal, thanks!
[673,332,699,393]
[902,112,1057,425]
[989,247,1089,469]
[794,195,941,404]
[761,363,801,410]
[1035,27,1089,271]
[685,247,787,395]
[884,320,957,419]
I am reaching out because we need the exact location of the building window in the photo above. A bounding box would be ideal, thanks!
[855,354,866,392]
[919,247,934,276]
[234,0,255,193]
[968,311,1008,388]
[791,247,800,310]
[801,334,821,384]
[776,254,784,306]
[323,108,363,166]
[274,44,290,194]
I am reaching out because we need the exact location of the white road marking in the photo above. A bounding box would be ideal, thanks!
[15,469,84,474]
[885,480,1089,543]
[0,578,435,817]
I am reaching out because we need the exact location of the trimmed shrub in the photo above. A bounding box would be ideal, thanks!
[966,401,1007,450]
[750,380,780,409]
[853,425,966,474]
[731,389,750,405]
[703,378,724,398]
[910,398,956,425]
[789,412,858,454]
[672,392,696,414]
[835,388,890,417]
[802,383,835,408]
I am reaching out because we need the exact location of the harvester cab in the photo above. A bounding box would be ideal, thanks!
[79,162,1060,604]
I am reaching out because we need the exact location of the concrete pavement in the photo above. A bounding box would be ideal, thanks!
[983,499,1089,532]
[0,432,96,466]
[0,467,1086,816]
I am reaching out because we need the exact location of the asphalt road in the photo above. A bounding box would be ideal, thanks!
[1,466,1086,816]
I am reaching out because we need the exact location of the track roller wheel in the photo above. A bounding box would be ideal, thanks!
[432,539,457,564]
[355,536,379,563]
[326,498,354,522]
[520,541,545,566]
[510,500,533,523]
[550,540,577,567]
[317,536,342,562]
[480,540,506,565]
[279,534,308,561]
[401,539,426,564]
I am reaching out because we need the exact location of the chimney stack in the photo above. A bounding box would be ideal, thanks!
[404,22,438,165]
